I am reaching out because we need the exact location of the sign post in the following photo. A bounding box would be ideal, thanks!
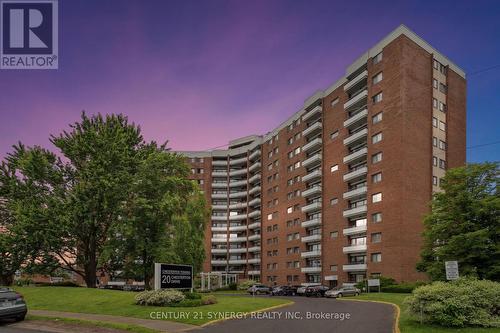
[154,263,193,290]
[367,279,381,293]
[445,261,459,280]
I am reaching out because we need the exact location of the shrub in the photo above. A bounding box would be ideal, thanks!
[228,282,237,290]
[183,291,202,300]
[36,281,80,287]
[163,295,217,307]
[237,280,256,290]
[202,295,217,305]
[135,289,185,306]
[405,278,500,327]
[381,281,427,293]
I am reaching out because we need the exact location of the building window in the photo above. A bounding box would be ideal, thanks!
[372,132,383,144]
[287,137,293,145]
[372,172,382,183]
[372,212,382,223]
[432,117,438,128]
[371,233,382,243]
[294,147,301,155]
[433,79,438,89]
[439,159,446,169]
[330,130,339,139]
[439,83,448,94]
[433,137,438,147]
[267,213,273,221]
[439,102,447,112]
[372,72,383,84]
[330,198,338,205]
[330,265,338,272]
[433,156,438,167]
[433,176,438,186]
[372,92,383,104]
[331,98,339,107]
[371,253,382,263]
[439,140,446,150]
[287,207,293,214]
[372,112,382,124]
[372,152,383,164]
[372,192,382,203]
[373,52,383,64]
[330,231,338,238]
[331,164,338,172]
[439,121,446,131]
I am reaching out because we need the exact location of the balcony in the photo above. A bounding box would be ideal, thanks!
[248,162,261,173]
[343,128,368,146]
[343,224,368,236]
[342,263,368,272]
[211,182,228,189]
[228,247,247,253]
[230,169,247,177]
[248,234,261,241]
[211,193,227,199]
[302,121,322,138]
[229,225,247,232]
[342,244,367,254]
[211,259,227,266]
[301,233,322,243]
[302,153,322,168]
[212,160,227,166]
[344,108,368,128]
[301,250,321,258]
[228,236,247,243]
[343,205,367,218]
[247,258,260,264]
[302,169,322,183]
[249,150,261,161]
[344,70,368,92]
[302,185,322,198]
[343,147,368,164]
[248,210,261,218]
[248,246,260,252]
[343,186,368,200]
[301,218,321,228]
[228,202,247,210]
[301,266,322,274]
[301,201,322,213]
[343,166,368,182]
[302,137,322,153]
[344,89,368,111]
[248,222,261,229]
[211,237,227,243]
[211,226,227,232]
[229,213,247,221]
[248,198,261,206]
[211,248,227,254]
[229,179,247,188]
[249,174,261,184]
[229,190,247,199]
[248,185,261,195]
[228,259,247,265]
[230,157,247,166]
[248,270,260,275]
[212,171,228,177]
[211,215,227,222]
[212,204,228,210]
[302,105,322,122]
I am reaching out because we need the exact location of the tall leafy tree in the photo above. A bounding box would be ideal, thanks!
[418,163,500,281]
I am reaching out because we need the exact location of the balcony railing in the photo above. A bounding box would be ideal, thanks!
[247,246,260,252]
[248,210,261,218]
[301,201,322,213]
[343,166,368,182]
[301,233,322,243]
[210,248,227,254]
[228,236,248,243]
[303,153,322,168]
[301,218,321,228]
[343,205,367,218]
[343,224,367,236]
[301,266,322,273]
[342,244,367,253]
[212,160,228,166]
[229,179,247,188]
[344,70,368,91]
[248,234,261,241]
[302,185,322,198]
[249,150,261,161]
[228,225,247,232]
[342,263,368,271]
[344,108,368,128]
[302,137,322,153]
[229,169,247,177]
[302,105,322,121]
[343,186,368,200]
[229,157,247,166]
[302,121,322,138]
[249,174,261,184]
[343,147,368,164]
[344,89,368,111]
[211,182,228,189]
[301,250,322,258]
[343,128,368,146]
[228,247,247,253]
[248,270,260,275]
[248,162,261,173]
[302,169,322,183]
[248,222,261,229]
[248,185,261,195]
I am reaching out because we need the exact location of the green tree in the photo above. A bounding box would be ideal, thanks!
[418,162,500,281]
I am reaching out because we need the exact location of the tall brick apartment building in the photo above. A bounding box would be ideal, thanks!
[180,25,466,287]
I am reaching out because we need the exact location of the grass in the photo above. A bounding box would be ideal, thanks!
[343,293,500,333]
[15,286,292,326]
[28,315,158,333]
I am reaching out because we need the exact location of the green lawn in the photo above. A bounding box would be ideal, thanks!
[15,287,292,326]
[346,293,500,333]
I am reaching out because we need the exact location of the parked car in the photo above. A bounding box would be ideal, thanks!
[270,285,301,296]
[0,288,27,322]
[304,285,330,297]
[325,286,361,298]
[247,284,271,294]
[296,286,307,296]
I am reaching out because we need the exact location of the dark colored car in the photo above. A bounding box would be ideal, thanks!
[0,288,27,322]
[247,284,271,294]
[304,285,330,297]
[270,285,300,296]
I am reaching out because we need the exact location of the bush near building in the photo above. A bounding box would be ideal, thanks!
[237,280,256,290]
[405,278,500,328]
[135,289,217,307]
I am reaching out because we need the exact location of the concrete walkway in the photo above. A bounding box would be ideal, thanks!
[29,310,198,333]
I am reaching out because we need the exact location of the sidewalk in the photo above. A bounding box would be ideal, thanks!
[29,310,199,333]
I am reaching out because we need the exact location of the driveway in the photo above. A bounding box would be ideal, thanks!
[200,296,395,333]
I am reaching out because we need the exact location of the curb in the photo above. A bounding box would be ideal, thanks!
[337,298,401,333]
[199,300,294,328]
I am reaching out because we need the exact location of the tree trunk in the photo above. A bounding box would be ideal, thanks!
[84,251,97,288]
[0,274,14,286]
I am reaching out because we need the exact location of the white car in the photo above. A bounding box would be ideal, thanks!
[296,286,307,296]
[325,286,360,298]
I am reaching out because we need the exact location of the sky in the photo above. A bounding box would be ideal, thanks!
[0,0,499,162]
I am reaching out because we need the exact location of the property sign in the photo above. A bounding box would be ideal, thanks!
[154,263,193,290]
[445,261,459,280]
[367,279,380,287]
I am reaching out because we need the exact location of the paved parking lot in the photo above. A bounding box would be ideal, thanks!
[200,296,395,333]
